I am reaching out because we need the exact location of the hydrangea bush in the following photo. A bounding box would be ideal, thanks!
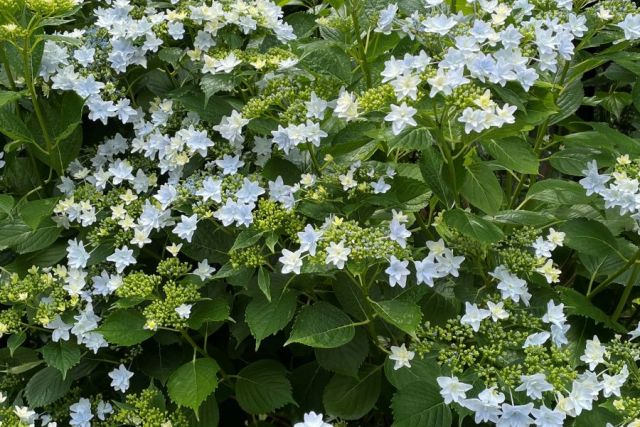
[2,0,640,425]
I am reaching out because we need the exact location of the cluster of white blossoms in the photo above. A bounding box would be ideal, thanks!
[436,300,631,426]
[580,156,640,233]
[366,0,640,137]
[42,0,296,124]
[2,0,640,424]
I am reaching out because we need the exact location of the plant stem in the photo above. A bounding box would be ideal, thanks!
[612,261,640,322]
[0,46,16,91]
[22,34,54,156]
[348,0,372,89]
[589,248,640,298]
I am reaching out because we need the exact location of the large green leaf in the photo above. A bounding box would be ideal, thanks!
[167,358,220,413]
[558,288,625,333]
[419,146,452,207]
[40,341,81,379]
[25,367,72,408]
[369,298,422,335]
[235,360,294,414]
[392,381,452,427]
[443,209,504,244]
[483,138,539,175]
[97,309,154,346]
[323,366,381,420]
[526,179,592,205]
[384,356,441,390]
[188,298,230,329]
[560,218,620,258]
[286,302,355,348]
[461,161,503,215]
[246,290,297,349]
[315,330,369,377]
[299,41,353,83]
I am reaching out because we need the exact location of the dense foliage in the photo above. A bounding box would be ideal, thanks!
[3,0,640,425]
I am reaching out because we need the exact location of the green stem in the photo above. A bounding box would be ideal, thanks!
[348,0,372,89]
[306,142,322,175]
[0,46,16,91]
[441,139,459,207]
[22,34,54,155]
[589,248,640,298]
[612,261,640,322]
[181,330,208,357]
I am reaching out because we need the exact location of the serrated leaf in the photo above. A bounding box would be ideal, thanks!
[392,381,452,427]
[323,366,381,420]
[443,209,504,244]
[235,360,294,414]
[201,74,238,100]
[7,331,25,357]
[167,358,220,413]
[526,179,592,205]
[98,309,154,346]
[286,302,355,348]
[188,298,230,329]
[384,355,441,390]
[246,290,297,349]
[419,146,452,207]
[483,138,539,175]
[560,218,620,258]
[40,341,81,379]
[315,330,369,377]
[25,367,72,408]
[559,288,625,333]
[369,298,421,335]
[257,267,271,301]
[461,161,503,215]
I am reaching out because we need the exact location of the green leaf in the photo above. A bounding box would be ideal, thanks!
[550,80,584,125]
[7,331,26,356]
[323,366,381,420]
[0,90,23,107]
[490,210,556,226]
[40,340,81,379]
[167,358,220,413]
[419,146,452,207]
[235,360,294,414]
[461,161,503,215]
[200,74,238,100]
[98,309,154,346]
[257,267,271,301]
[384,356,441,390]
[19,197,59,229]
[25,367,72,408]
[286,302,355,348]
[369,298,421,335]
[558,288,625,333]
[0,219,61,254]
[246,290,297,349]
[390,127,434,152]
[315,330,369,377]
[443,209,504,244]
[483,138,539,175]
[0,105,34,142]
[299,41,352,83]
[193,394,219,427]
[230,228,264,251]
[560,218,620,258]
[549,145,614,176]
[0,194,14,214]
[392,381,452,427]
[188,298,230,329]
[526,179,592,205]
[262,157,301,185]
